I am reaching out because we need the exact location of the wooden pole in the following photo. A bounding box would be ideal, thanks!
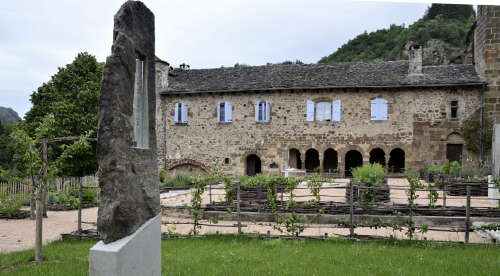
[465,185,471,244]
[443,183,447,208]
[209,182,212,205]
[349,181,354,238]
[77,179,83,234]
[236,181,242,235]
[35,140,48,263]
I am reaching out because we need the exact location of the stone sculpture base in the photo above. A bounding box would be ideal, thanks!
[89,214,161,276]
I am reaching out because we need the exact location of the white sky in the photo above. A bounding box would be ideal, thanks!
[0,0,434,117]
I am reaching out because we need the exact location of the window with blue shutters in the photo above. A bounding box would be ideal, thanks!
[306,100,342,122]
[174,102,188,124]
[370,98,388,121]
[218,101,233,123]
[255,101,270,122]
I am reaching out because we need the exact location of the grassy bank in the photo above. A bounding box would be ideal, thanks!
[1,236,499,275]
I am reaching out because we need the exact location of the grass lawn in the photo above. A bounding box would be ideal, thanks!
[1,236,499,275]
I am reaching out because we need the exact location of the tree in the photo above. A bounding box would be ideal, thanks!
[22,52,103,177]
[424,4,474,21]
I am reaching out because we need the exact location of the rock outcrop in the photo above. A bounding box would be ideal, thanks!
[97,1,159,244]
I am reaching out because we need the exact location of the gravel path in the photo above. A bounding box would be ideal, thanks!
[0,207,97,253]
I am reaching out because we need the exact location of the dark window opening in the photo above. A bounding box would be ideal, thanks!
[246,154,262,176]
[323,148,338,172]
[388,148,405,173]
[345,150,363,177]
[219,102,225,122]
[450,101,458,119]
[305,149,320,172]
[369,148,386,167]
[288,149,302,169]
[269,162,278,169]
[224,158,230,165]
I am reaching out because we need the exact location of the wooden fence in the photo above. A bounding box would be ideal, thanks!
[0,175,98,199]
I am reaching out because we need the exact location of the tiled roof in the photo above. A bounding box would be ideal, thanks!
[161,61,486,94]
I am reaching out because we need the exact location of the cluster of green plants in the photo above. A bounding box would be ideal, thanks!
[0,192,26,215]
[424,160,487,182]
[352,163,385,204]
[404,170,432,239]
[47,187,98,209]
[162,171,195,187]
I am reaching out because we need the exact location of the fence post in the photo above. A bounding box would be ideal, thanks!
[465,185,471,244]
[236,181,242,235]
[77,180,83,234]
[442,183,447,208]
[209,182,212,205]
[349,181,354,238]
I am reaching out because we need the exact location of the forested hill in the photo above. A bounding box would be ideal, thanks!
[318,4,475,65]
[0,106,21,124]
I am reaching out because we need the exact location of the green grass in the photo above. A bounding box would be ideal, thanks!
[1,236,499,275]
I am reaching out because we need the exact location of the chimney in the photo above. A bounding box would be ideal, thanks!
[408,44,423,76]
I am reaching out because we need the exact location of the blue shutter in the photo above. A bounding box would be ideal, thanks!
[255,102,260,122]
[181,103,188,123]
[174,103,180,123]
[380,100,388,120]
[217,102,222,122]
[225,102,232,122]
[265,102,271,122]
[332,100,341,122]
[370,100,377,120]
[306,100,315,121]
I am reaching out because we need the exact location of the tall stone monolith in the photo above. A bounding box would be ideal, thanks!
[90,1,160,275]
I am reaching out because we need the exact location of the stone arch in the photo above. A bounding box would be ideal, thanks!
[345,150,363,177]
[246,154,262,176]
[388,148,405,173]
[369,148,386,167]
[288,148,302,169]
[323,148,338,172]
[305,148,320,172]
[166,159,210,176]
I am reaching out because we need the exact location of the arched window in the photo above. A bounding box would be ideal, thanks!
[323,148,338,172]
[305,149,320,172]
[369,148,386,167]
[371,98,388,121]
[345,150,363,177]
[246,154,262,176]
[388,148,405,173]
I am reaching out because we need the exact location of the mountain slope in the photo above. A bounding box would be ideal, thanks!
[319,4,475,65]
[0,106,21,123]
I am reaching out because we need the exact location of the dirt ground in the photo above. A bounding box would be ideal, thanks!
[1,178,498,253]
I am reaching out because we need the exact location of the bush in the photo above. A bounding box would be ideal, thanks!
[352,163,385,186]
[164,172,194,187]
[159,168,166,183]
[0,193,24,215]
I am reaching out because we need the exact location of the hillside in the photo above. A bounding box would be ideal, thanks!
[319,4,475,65]
[0,106,21,123]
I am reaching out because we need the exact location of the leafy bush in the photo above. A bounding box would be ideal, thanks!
[82,188,98,203]
[352,163,385,186]
[164,172,194,187]
[159,168,166,183]
[0,194,24,215]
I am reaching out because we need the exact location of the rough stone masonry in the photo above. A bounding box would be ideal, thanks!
[97,1,159,244]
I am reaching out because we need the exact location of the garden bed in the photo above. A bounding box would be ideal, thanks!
[0,210,30,220]
[446,180,488,196]
[345,181,390,203]
[47,202,98,211]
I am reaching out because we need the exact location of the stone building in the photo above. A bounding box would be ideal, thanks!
[155,5,500,177]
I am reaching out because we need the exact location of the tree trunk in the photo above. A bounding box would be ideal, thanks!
[35,187,43,263]
[42,188,48,218]
[30,180,36,220]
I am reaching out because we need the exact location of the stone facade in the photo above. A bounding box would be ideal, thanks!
[157,86,482,176]
[475,5,500,123]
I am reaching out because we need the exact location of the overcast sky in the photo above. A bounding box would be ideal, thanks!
[0,0,430,118]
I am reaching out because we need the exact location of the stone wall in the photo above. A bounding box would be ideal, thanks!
[158,86,482,176]
[475,5,500,123]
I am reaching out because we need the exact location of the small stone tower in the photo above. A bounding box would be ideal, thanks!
[475,5,500,122]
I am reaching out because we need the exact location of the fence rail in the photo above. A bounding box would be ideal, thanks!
[0,175,98,199]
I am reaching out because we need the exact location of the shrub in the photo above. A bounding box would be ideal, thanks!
[0,193,24,215]
[159,168,166,183]
[82,188,98,203]
[164,172,194,187]
[352,163,385,186]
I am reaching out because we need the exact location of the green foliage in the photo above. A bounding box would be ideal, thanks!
[319,4,474,64]
[48,187,98,209]
[352,163,385,186]
[158,168,166,183]
[21,52,103,177]
[0,193,25,215]
[424,4,474,21]
[164,172,195,187]
[461,110,493,153]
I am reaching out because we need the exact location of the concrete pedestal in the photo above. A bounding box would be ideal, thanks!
[89,214,161,276]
